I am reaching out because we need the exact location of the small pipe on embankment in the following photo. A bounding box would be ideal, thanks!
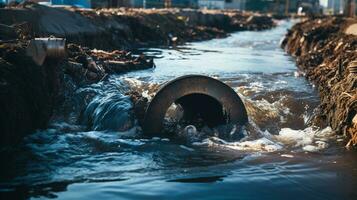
[281,17,357,148]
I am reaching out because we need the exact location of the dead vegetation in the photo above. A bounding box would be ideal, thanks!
[282,17,357,148]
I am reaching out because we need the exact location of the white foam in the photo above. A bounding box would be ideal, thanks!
[224,137,283,152]
[123,77,143,88]
[274,127,315,147]
[281,154,294,158]
[193,126,335,153]
[141,90,152,101]
[193,136,283,152]
[275,127,334,151]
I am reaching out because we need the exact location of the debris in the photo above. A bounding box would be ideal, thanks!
[65,43,154,85]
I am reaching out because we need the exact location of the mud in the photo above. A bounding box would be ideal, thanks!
[0,41,59,144]
[281,17,357,148]
[0,39,153,145]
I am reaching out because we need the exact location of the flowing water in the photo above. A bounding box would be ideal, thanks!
[1,20,357,200]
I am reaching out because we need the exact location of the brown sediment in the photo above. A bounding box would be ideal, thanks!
[281,17,357,148]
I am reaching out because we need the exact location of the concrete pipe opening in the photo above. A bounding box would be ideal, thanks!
[143,75,248,136]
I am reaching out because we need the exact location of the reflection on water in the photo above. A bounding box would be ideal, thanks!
[0,20,356,199]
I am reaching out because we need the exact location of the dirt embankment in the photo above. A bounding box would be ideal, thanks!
[0,3,275,145]
[281,17,357,147]
[0,40,154,145]
[0,3,275,50]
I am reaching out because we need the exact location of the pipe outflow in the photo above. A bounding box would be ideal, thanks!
[143,75,248,136]
[26,38,66,66]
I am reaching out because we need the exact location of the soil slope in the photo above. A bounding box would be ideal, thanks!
[282,17,357,147]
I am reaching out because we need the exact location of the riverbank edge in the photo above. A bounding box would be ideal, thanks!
[281,17,357,147]
[0,3,276,145]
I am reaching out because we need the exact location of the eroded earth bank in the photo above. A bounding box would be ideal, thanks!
[282,17,357,147]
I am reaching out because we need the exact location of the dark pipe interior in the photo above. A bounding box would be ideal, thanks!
[175,93,226,128]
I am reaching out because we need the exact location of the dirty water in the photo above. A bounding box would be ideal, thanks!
[0,20,357,200]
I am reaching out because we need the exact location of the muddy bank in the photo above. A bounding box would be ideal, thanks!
[281,17,357,147]
[0,42,57,145]
[0,3,275,50]
[0,38,154,145]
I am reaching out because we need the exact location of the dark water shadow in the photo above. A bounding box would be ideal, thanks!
[0,177,128,199]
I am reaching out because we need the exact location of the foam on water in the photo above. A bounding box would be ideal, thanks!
[190,123,334,153]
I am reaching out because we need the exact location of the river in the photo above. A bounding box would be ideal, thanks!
[0,20,356,200]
